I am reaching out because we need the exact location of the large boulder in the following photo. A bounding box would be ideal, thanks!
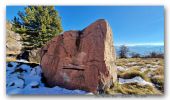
[40,19,117,93]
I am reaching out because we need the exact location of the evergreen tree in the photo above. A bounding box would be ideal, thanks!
[12,6,63,50]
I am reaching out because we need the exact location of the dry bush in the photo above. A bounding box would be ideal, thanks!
[131,52,141,58]
[144,52,164,58]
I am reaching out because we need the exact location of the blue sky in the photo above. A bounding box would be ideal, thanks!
[6,6,164,46]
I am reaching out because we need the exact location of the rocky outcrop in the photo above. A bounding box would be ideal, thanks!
[40,19,117,93]
[6,22,40,63]
[6,22,22,60]
[17,49,41,63]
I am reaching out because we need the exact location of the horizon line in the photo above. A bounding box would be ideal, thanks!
[114,43,164,46]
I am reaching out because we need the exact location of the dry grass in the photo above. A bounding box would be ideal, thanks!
[118,70,150,82]
[116,58,164,67]
[111,58,164,95]
[152,66,164,76]
[107,82,162,95]
[149,63,164,92]
[6,57,17,62]
[6,57,40,64]
[150,76,164,92]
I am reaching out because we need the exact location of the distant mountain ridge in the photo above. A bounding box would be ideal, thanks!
[115,45,164,57]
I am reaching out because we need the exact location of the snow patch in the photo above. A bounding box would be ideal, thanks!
[140,67,147,72]
[16,59,29,63]
[127,62,137,66]
[117,66,127,71]
[6,62,90,95]
[119,76,153,86]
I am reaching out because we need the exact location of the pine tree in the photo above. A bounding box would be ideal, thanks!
[12,6,63,50]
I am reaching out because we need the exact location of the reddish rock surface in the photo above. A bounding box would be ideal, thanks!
[40,19,117,93]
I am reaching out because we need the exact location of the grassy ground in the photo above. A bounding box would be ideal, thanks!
[107,58,164,95]
[106,82,162,95]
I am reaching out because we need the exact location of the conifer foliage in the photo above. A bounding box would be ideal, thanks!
[12,6,63,50]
